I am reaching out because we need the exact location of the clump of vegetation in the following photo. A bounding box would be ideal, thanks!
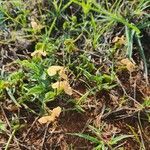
[0,0,149,149]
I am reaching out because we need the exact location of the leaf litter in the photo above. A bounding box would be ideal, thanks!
[0,0,150,149]
[38,106,62,124]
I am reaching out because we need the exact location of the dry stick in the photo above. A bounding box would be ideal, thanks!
[0,104,11,128]
[23,117,39,141]
[0,104,12,149]
[97,103,106,121]
[4,129,16,150]
[133,78,137,100]
[13,136,21,150]
[138,111,150,143]
[137,112,146,150]
[114,141,127,149]
[0,105,21,149]
[72,119,91,147]
[116,76,143,108]
[46,126,61,142]
[54,134,64,150]
[103,110,142,121]
[73,89,83,96]
[15,143,31,150]
[41,123,50,150]
[144,126,150,142]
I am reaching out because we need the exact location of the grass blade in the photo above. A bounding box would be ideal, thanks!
[68,133,100,144]
[136,34,148,83]
[125,26,135,59]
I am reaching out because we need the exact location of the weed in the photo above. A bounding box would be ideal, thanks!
[0,0,149,149]
[69,124,133,150]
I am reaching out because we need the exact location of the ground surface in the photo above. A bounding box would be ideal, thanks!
[0,0,150,150]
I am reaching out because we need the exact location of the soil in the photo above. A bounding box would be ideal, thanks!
[0,12,150,150]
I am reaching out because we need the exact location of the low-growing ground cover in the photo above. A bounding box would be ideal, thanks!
[0,0,150,149]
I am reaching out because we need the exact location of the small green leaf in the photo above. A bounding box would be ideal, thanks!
[0,120,6,132]
[69,133,100,144]
[8,71,24,84]
[44,91,56,102]
[20,60,40,75]
[142,97,150,107]
[28,85,45,95]
[35,42,45,51]
[110,135,133,145]
[0,80,5,89]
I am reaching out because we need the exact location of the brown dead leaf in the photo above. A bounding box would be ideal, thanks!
[112,35,126,46]
[120,58,136,72]
[47,66,68,80]
[47,66,64,76]
[59,69,68,80]
[31,20,38,29]
[6,104,19,112]
[31,20,43,31]
[31,50,47,57]
[38,106,62,124]
[62,81,73,95]
[52,80,73,95]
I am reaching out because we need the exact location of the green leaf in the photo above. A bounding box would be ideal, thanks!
[69,133,100,144]
[28,85,45,95]
[6,88,21,107]
[0,120,6,132]
[102,74,113,83]
[142,97,150,107]
[0,80,6,89]
[19,60,40,75]
[8,71,24,84]
[44,91,56,102]
[135,35,148,83]
[35,42,45,51]
[125,26,135,59]
[110,135,133,145]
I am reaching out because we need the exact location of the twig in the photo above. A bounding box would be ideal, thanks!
[137,112,146,150]
[116,76,143,108]
[23,117,39,141]
[0,104,21,149]
[72,119,91,146]
[133,78,137,100]
[73,89,83,96]
[16,142,31,150]
[0,104,11,128]
[41,123,50,150]
[4,129,16,150]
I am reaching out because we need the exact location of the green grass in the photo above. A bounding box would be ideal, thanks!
[0,0,149,149]
[69,124,134,150]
